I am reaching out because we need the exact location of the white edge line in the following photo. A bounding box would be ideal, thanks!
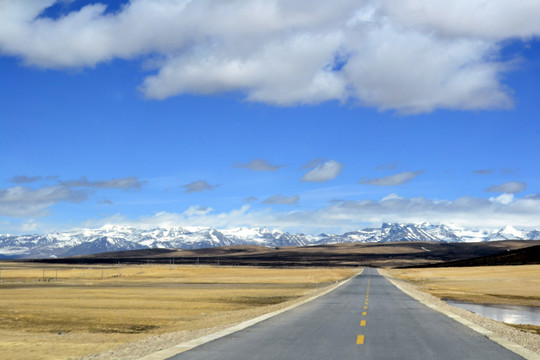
[138,269,362,360]
[380,270,540,360]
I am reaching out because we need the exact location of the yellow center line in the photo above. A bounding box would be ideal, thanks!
[366,278,370,297]
[356,276,370,346]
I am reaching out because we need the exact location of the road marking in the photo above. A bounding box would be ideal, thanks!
[360,320,366,326]
[364,306,368,309]
[362,311,367,316]
[356,335,365,344]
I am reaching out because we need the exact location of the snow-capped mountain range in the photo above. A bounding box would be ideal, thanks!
[1,223,539,259]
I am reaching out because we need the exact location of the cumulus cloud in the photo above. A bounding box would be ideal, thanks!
[0,185,87,217]
[360,171,423,186]
[262,194,300,205]
[2,1,538,112]
[486,181,526,194]
[302,160,343,182]
[62,176,144,190]
[181,180,218,193]
[233,159,285,172]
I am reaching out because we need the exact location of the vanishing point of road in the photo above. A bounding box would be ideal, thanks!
[166,267,525,360]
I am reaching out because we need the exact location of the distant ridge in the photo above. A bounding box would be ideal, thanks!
[1,223,539,259]
[416,244,540,268]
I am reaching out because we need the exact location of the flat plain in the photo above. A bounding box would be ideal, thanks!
[0,262,357,360]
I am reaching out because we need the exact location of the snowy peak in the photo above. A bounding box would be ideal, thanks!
[0,223,538,259]
[485,225,526,241]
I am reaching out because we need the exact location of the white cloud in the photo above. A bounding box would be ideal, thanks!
[360,171,423,186]
[302,160,343,182]
[382,1,540,40]
[1,1,538,112]
[381,193,403,201]
[486,181,527,194]
[489,193,514,205]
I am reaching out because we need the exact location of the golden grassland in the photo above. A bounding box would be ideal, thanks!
[387,265,540,306]
[0,262,358,360]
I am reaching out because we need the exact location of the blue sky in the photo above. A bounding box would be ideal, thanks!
[1,0,540,234]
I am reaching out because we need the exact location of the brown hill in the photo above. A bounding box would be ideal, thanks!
[416,244,540,268]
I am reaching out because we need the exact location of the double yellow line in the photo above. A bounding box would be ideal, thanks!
[357,277,370,345]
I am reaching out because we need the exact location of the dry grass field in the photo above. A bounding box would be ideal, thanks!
[0,262,357,360]
[388,265,540,306]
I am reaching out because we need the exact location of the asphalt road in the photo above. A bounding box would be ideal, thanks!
[167,268,524,360]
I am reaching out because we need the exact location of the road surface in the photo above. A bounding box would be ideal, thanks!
[167,267,524,359]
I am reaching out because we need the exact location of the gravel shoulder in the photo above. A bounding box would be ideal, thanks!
[379,269,540,359]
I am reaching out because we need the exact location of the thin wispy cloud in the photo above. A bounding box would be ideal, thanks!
[9,175,43,184]
[0,185,87,217]
[473,169,494,175]
[375,162,398,171]
[2,1,539,112]
[301,158,324,170]
[263,194,300,205]
[181,180,219,193]
[234,159,285,172]
[501,168,520,175]
[302,160,343,182]
[360,171,423,186]
[9,175,58,184]
[62,176,144,190]
[486,181,526,194]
